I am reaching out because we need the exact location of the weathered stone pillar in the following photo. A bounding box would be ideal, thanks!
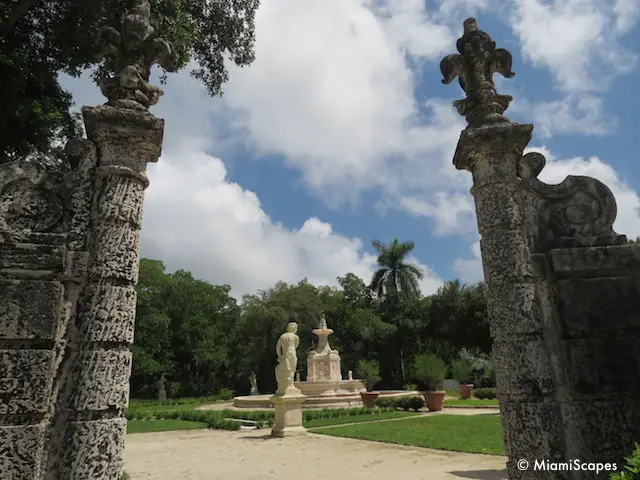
[442,18,640,480]
[452,125,565,479]
[43,0,175,476]
[441,19,566,479]
[45,106,163,479]
[0,1,175,478]
[0,158,93,479]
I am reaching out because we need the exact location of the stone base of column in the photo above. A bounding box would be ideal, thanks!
[270,392,307,438]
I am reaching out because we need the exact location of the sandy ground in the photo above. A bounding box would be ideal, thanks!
[124,410,507,480]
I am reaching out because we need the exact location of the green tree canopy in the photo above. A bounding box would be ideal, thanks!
[0,0,259,163]
[370,238,424,302]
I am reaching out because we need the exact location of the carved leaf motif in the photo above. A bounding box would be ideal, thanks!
[97,0,177,109]
[98,26,122,59]
[491,48,515,79]
[440,54,465,85]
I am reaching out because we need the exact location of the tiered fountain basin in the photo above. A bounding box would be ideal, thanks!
[232,385,421,409]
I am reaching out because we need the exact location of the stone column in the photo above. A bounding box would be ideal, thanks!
[443,18,640,480]
[44,105,163,479]
[441,19,565,479]
[454,122,565,480]
[43,2,175,478]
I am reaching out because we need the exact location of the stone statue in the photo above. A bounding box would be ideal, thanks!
[274,322,300,395]
[249,372,258,395]
[157,373,167,402]
[295,372,301,382]
[348,370,353,381]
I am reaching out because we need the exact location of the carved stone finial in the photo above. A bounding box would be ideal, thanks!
[97,0,178,110]
[440,17,515,127]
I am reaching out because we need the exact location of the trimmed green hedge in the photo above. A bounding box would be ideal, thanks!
[125,405,397,431]
[374,396,424,411]
[472,387,497,400]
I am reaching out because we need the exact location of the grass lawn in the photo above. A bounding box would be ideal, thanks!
[314,413,504,455]
[445,398,499,407]
[304,411,418,428]
[127,419,208,434]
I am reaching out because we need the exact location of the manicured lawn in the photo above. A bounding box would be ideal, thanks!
[445,398,499,407]
[314,413,505,455]
[304,411,418,428]
[127,419,208,434]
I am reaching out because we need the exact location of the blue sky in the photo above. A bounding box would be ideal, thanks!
[61,0,640,299]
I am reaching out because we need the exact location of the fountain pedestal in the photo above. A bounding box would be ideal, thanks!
[306,320,342,391]
[270,391,307,437]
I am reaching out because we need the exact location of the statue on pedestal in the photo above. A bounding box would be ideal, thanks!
[249,372,258,395]
[275,322,300,395]
[157,373,167,402]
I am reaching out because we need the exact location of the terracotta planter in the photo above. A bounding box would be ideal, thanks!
[360,391,380,408]
[424,390,445,411]
[458,384,474,400]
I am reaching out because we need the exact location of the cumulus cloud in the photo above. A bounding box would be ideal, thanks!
[510,0,637,93]
[508,0,638,136]
[217,0,474,218]
[60,67,443,299]
[59,0,640,298]
[453,240,483,284]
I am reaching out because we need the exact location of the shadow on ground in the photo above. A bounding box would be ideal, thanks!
[239,434,277,441]
[449,469,507,480]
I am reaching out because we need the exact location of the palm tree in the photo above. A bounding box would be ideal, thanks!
[370,238,424,385]
[370,238,424,303]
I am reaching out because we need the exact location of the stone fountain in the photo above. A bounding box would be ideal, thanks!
[292,315,365,404]
[233,315,419,409]
[233,316,366,408]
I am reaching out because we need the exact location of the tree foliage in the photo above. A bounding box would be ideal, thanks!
[131,251,493,398]
[0,0,259,163]
[370,238,424,302]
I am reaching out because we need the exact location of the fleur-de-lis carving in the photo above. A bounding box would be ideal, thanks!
[440,18,515,127]
[97,0,178,109]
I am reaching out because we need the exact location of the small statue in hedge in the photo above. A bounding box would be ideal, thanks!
[157,373,167,402]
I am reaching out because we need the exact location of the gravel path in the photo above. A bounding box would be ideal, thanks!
[124,428,507,480]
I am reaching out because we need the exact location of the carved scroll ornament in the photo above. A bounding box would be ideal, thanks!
[518,152,627,251]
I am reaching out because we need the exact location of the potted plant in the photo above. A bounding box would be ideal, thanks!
[413,353,446,411]
[356,359,381,408]
[451,358,474,400]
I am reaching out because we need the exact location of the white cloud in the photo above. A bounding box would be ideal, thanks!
[453,240,483,284]
[60,69,443,299]
[529,94,613,138]
[510,0,638,93]
[614,0,640,33]
[509,0,638,137]
[217,0,473,221]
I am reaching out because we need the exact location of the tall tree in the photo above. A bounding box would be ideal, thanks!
[0,0,259,163]
[370,238,424,386]
[370,238,424,303]
[235,280,326,394]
